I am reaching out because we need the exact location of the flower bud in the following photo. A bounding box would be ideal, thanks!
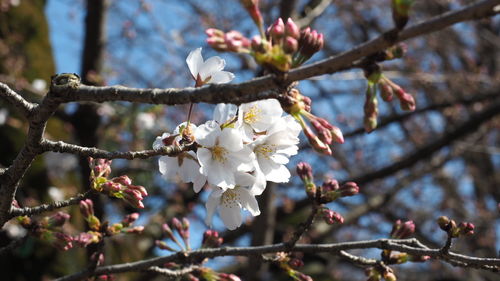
[285,18,300,39]
[296,162,313,184]
[322,208,344,225]
[364,87,379,133]
[156,240,176,251]
[284,36,298,54]
[392,0,413,29]
[457,222,475,236]
[390,220,415,239]
[48,212,70,228]
[122,213,139,227]
[73,231,100,247]
[394,89,416,111]
[303,126,332,155]
[202,230,223,248]
[339,182,360,197]
[112,175,132,186]
[288,258,304,268]
[126,226,144,234]
[240,0,263,28]
[437,216,454,232]
[385,43,407,60]
[79,199,94,219]
[379,82,394,102]
[218,273,242,281]
[224,30,251,52]
[270,18,285,42]
[322,178,339,192]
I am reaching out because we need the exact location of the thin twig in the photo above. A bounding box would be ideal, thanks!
[40,139,188,160]
[9,191,93,218]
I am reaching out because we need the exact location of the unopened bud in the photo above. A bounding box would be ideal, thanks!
[379,82,394,102]
[390,220,415,239]
[339,182,359,197]
[437,216,455,232]
[112,175,132,186]
[288,258,304,268]
[457,222,475,236]
[270,18,285,42]
[203,230,223,248]
[285,18,300,39]
[156,240,176,251]
[48,212,70,228]
[296,162,313,184]
[284,36,298,54]
[122,213,139,227]
[322,178,339,192]
[392,0,413,29]
[322,208,344,225]
[79,199,94,219]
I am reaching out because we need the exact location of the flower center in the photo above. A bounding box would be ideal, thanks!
[212,145,228,163]
[255,144,276,160]
[221,189,240,208]
[244,105,261,124]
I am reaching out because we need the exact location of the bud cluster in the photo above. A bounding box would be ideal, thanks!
[206,14,323,72]
[282,89,344,155]
[74,199,144,247]
[437,216,475,238]
[379,220,430,266]
[276,253,312,281]
[320,207,344,225]
[156,217,191,252]
[363,66,416,132]
[16,212,73,251]
[89,158,148,209]
[202,229,223,248]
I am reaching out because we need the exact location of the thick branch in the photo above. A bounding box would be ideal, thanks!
[0,82,37,118]
[56,238,500,280]
[40,140,188,160]
[50,0,499,106]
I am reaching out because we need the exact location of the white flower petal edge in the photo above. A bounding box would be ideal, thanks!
[237,99,283,141]
[213,103,238,124]
[205,186,260,230]
[186,48,234,85]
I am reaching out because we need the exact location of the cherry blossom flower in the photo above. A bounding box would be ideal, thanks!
[186,47,235,86]
[205,185,260,230]
[237,99,283,141]
[213,103,238,125]
[195,120,255,190]
[251,115,301,183]
[154,124,207,192]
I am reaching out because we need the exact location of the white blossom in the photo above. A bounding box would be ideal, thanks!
[154,124,207,192]
[186,48,234,85]
[195,120,255,190]
[237,99,283,141]
[251,115,301,183]
[205,184,261,230]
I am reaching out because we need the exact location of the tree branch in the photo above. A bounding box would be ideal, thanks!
[48,0,500,106]
[56,238,500,280]
[0,82,37,118]
[40,139,188,160]
[8,190,93,218]
[146,265,201,278]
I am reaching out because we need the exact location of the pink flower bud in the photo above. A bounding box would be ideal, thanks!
[288,258,304,268]
[285,18,300,39]
[79,199,94,218]
[48,212,70,228]
[155,240,176,251]
[339,182,359,197]
[296,162,313,183]
[284,36,298,54]
[127,185,148,197]
[112,175,132,186]
[322,208,344,225]
[322,178,339,192]
[303,126,332,155]
[270,18,285,42]
[379,82,394,102]
[458,222,474,236]
[390,220,415,239]
[122,212,139,226]
[203,230,223,248]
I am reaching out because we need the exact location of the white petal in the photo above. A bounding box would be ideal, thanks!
[179,157,201,183]
[195,120,220,147]
[219,128,243,151]
[158,156,180,180]
[186,48,204,79]
[228,147,255,171]
[270,153,290,165]
[249,166,267,195]
[205,190,221,227]
[213,103,237,124]
[174,122,197,135]
[209,71,235,84]
[153,132,171,149]
[197,148,213,175]
[199,56,225,81]
[207,162,235,190]
[264,163,291,183]
[219,203,243,230]
[236,187,261,216]
[192,173,207,193]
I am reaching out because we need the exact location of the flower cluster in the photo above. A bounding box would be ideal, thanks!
[154,49,301,230]
[89,158,148,208]
[206,2,323,72]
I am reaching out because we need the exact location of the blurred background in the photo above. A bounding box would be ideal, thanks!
[0,0,499,280]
